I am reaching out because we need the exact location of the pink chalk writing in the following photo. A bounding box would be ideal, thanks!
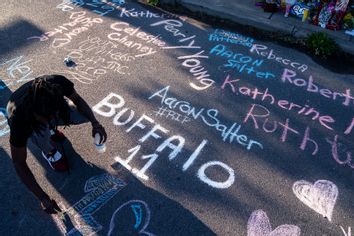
[250,44,308,72]
[247,209,301,236]
[241,102,353,168]
[344,118,354,135]
[326,135,353,169]
[281,69,354,108]
[221,75,337,131]
[27,11,103,48]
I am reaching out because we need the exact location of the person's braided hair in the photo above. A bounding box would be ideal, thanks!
[28,76,70,131]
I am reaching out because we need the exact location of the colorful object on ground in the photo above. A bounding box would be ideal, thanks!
[285,0,297,17]
[291,2,311,18]
[272,0,352,31]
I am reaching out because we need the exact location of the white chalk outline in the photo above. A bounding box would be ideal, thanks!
[292,179,338,221]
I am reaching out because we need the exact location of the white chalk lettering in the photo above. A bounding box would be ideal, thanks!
[108,22,164,57]
[340,226,351,236]
[292,179,338,221]
[0,108,9,138]
[0,55,34,88]
[149,86,262,151]
[197,161,235,189]
[150,19,214,90]
[28,11,103,48]
[95,93,238,189]
[92,93,125,117]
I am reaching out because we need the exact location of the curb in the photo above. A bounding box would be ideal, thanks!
[157,0,354,56]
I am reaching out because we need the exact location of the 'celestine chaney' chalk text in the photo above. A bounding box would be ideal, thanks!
[108,22,165,57]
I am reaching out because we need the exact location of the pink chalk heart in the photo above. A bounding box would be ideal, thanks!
[247,210,301,236]
[292,180,338,221]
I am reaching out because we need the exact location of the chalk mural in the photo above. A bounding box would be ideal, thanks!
[0,55,34,89]
[56,0,126,16]
[53,174,126,235]
[247,210,301,236]
[28,11,103,48]
[150,19,214,91]
[153,106,192,124]
[0,55,34,138]
[108,21,165,57]
[108,200,154,236]
[62,36,132,84]
[209,29,254,48]
[149,86,263,151]
[93,92,240,189]
[250,44,308,72]
[340,226,352,236]
[280,69,353,107]
[0,108,9,138]
[56,0,184,22]
[0,0,352,235]
[292,179,338,221]
[209,44,274,80]
[218,74,354,168]
[117,6,181,19]
[53,174,155,235]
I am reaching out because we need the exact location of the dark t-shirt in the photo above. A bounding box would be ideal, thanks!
[7,75,74,147]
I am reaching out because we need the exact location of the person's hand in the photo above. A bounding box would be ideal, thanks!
[40,197,62,214]
[92,122,107,144]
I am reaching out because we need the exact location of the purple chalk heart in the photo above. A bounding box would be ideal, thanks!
[247,210,301,236]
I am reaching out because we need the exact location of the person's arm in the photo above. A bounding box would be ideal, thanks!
[11,145,61,214]
[67,90,107,143]
[11,145,47,200]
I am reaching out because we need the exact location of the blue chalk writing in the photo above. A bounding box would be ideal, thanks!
[112,0,125,4]
[81,188,118,215]
[210,44,263,67]
[108,200,154,235]
[224,60,275,79]
[56,0,125,15]
[209,29,254,48]
[56,174,126,236]
[209,44,275,80]
[131,204,143,229]
[0,108,9,138]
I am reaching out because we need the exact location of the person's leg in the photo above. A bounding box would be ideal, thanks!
[30,125,69,171]
[30,125,55,154]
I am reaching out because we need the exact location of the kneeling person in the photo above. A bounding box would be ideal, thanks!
[6,74,107,214]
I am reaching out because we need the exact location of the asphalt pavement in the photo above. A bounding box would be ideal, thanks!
[0,0,353,235]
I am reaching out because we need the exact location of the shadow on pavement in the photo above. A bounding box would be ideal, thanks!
[1,131,216,235]
[0,18,44,58]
